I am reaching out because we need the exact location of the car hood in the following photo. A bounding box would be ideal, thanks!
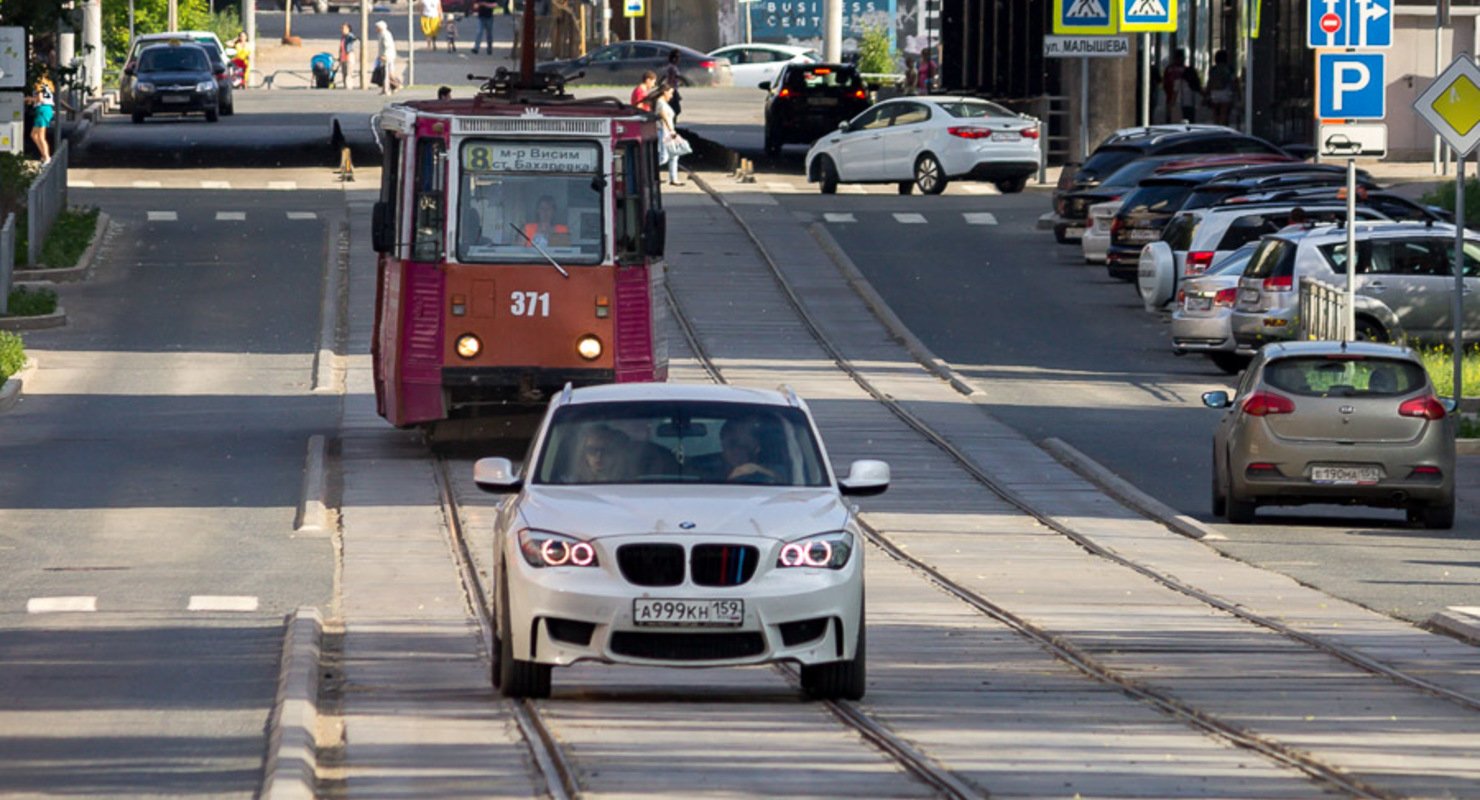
[136,70,211,85]
[517,485,850,540]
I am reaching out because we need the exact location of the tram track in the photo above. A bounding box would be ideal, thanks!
[671,174,1480,798]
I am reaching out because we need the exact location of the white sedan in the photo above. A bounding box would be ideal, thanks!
[475,382,890,700]
[805,96,1042,195]
[708,43,818,89]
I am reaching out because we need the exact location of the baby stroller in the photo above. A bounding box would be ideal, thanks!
[311,52,335,89]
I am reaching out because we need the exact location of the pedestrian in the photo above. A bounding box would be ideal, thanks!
[232,31,252,86]
[662,49,684,121]
[438,85,452,101]
[654,83,686,186]
[917,47,936,94]
[630,70,657,111]
[419,0,443,52]
[1205,49,1237,127]
[471,0,495,54]
[1163,48,1201,123]
[903,54,918,96]
[24,68,71,165]
[338,22,358,90]
[444,12,458,52]
[374,20,398,95]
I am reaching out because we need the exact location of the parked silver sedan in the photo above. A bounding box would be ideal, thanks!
[1202,341,1455,528]
[1171,242,1258,373]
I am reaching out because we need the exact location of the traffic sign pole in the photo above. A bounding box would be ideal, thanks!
[1346,159,1357,341]
[1455,155,1466,403]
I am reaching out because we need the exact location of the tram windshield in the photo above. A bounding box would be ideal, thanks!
[457,139,606,265]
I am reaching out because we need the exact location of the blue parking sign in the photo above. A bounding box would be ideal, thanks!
[1054,0,1117,34]
[1318,52,1385,120]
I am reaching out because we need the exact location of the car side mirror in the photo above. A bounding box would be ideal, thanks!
[643,207,666,258]
[371,200,394,254]
[1201,390,1233,409]
[474,457,523,493]
[757,80,770,91]
[1441,397,1459,413]
[838,120,851,133]
[838,459,889,496]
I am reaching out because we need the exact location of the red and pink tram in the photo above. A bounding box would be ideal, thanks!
[370,69,669,428]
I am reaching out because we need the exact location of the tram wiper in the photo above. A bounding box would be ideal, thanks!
[510,223,570,278]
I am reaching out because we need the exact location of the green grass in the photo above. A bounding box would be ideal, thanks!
[5,286,58,317]
[1415,346,1480,399]
[34,207,101,269]
[0,331,24,381]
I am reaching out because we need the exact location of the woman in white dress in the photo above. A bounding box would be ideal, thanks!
[655,84,682,186]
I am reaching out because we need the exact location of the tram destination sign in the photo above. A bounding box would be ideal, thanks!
[1044,35,1131,58]
[464,142,599,173]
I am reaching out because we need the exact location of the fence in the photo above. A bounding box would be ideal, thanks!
[1299,277,1348,341]
[26,140,69,267]
[1,213,13,316]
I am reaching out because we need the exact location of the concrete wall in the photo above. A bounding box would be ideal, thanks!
[1064,41,1140,162]
[1385,14,1475,161]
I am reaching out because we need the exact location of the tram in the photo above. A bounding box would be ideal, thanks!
[370,57,668,429]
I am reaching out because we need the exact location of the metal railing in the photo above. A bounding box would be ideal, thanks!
[1299,277,1348,341]
[1,213,14,316]
[26,141,69,267]
[1034,94,1071,166]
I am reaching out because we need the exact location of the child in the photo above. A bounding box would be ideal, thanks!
[444,13,458,52]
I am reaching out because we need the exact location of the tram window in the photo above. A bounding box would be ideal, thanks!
[372,137,401,254]
[413,138,446,262]
[614,141,641,261]
[456,139,604,265]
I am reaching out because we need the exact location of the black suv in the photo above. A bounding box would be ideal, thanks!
[762,63,869,156]
[127,42,222,123]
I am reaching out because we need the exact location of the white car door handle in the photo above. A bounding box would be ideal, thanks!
[1366,281,1387,291]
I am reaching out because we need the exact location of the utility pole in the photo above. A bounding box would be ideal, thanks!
[168,0,178,31]
[823,0,841,62]
[361,0,370,90]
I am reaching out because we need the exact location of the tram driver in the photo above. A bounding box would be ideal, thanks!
[522,195,570,249]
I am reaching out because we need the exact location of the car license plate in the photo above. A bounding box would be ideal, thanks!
[1310,466,1381,485]
[808,97,838,106]
[991,131,1019,141]
[161,95,190,104]
[633,598,744,627]
[1064,227,1084,238]
[1126,228,1160,242]
[1186,296,1212,312]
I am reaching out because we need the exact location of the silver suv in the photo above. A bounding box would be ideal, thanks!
[1163,203,1388,278]
[1230,222,1480,352]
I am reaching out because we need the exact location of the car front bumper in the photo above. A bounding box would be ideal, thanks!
[136,90,216,114]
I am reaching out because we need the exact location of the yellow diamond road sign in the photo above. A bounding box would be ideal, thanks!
[1415,54,1480,156]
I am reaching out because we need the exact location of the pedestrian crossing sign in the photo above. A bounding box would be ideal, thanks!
[1121,0,1176,32]
[1054,0,1118,35]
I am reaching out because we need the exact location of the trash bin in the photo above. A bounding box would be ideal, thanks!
[311,53,335,89]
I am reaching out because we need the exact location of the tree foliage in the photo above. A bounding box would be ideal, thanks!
[854,16,894,77]
[100,0,242,69]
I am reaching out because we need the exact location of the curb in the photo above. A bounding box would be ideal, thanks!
[0,307,67,332]
[295,435,330,533]
[262,606,323,800]
[1457,438,1480,456]
[1426,606,1480,644]
[16,211,109,283]
[1041,437,1226,541]
[0,357,37,414]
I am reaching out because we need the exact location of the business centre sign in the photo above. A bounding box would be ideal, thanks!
[750,0,898,43]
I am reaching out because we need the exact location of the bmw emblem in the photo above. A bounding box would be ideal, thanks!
[679,521,696,530]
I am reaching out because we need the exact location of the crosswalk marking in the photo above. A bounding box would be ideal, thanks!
[188,595,259,612]
[27,596,97,613]
[765,182,797,193]
[216,211,246,221]
[893,213,927,224]
[286,211,318,220]
[823,213,856,223]
[201,180,232,189]
[838,184,867,194]
[964,212,998,225]
[267,181,298,191]
[147,211,177,222]
[959,184,1001,195]
[133,180,162,189]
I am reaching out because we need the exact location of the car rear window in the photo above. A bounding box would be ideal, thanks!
[1120,183,1194,214]
[1162,213,1199,250]
[785,66,861,89]
[1100,159,1171,189]
[1263,357,1428,397]
[937,100,1016,118]
[1182,185,1248,209]
[139,47,208,72]
[1243,238,1296,279]
[1080,146,1139,179]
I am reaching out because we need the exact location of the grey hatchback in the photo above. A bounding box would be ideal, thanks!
[1202,341,1455,528]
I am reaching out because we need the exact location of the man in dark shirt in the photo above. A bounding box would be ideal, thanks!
[471,0,496,55]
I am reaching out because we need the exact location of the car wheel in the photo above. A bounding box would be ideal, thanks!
[897,181,913,196]
[1416,501,1456,530]
[1211,449,1227,518]
[222,100,234,116]
[914,153,947,195]
[995,176,1029,194]
[817,156,839,195]
[205,105,220,123]
[1355,317,1389,343]
[131,110,145,124]
[799,611,865,701]
[1225,490,1257,524]
[1208,352,1250,375]
[495,566,551,698]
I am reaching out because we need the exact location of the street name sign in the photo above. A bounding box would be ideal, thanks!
[1043,36,1131,57]
[1053,0,1117,35]
[1414,54,1480,156]
[1307,0,1392,49]
[1318,123,1388,157]
[1318,52,1385,119]
[1121,0,1176,32]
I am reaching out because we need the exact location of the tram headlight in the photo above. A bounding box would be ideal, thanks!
[455,334,482,359]
[576,334,603,361]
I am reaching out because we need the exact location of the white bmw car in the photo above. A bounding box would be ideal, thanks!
[475,383,890,700]
[708,43,819,89]
[804,95,1042,195]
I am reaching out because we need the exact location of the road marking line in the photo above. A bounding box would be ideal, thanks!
[838,184,867,194]
[147,211,178,222]
[201,180,232,189]
[960,184,1001,195]
[216,211,246,221]
[964,212,998,225]
[823,213,856,223]
[28,596,97,613]
[132,180,163,189]
[286,211,318,220]
[188,595,259,612]
[70,180,96,188]
[267,181,298,191]
[765,182,797,193]
[893,213,928,224]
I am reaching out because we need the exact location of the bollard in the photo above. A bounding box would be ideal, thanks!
[338,146,355,182]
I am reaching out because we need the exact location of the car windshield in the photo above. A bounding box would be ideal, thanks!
[139,46,209,72]
[535,401,829,487]
[937,100,1017,119]
[1263,356,1428,397]
[456,139,605,265]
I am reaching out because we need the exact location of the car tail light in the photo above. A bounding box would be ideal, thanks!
[1262,275,1294,292]
[1398,396,1446,420]
[1020,127,1039,139]
[853,89,867,99]
[1185,250,1215,275]
[699,59,717,69]
[778,87,791,98]
[1241,391,1295,416]
[948,126,992,139]
[812,67,832,75]
[1408,465,1443,478]
[1246,462,1282,474]
[1214,287,1237,307]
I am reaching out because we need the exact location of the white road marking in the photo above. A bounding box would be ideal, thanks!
[147,211,178,222]
[27,596,97,613]
[286,211,318,220]
[964,212,999,225]
[960,184,1001,195]
[893,213,928,224]
[188,595,259,612]
[132,180,163,189]
[201,180,232,189]
[838,184,867,194]
[765,182,797,193]
[70,180,96,188]
[216,211,246,221]
[267,181,298,191]
[823,213,856,223]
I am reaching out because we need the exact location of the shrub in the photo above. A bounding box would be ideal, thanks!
[1420,177,1480,229]
[854,18,895,78]
[6,286,59,317]
[1416,345,1480,398]
[0,331,23,381]
[37,207,101,269]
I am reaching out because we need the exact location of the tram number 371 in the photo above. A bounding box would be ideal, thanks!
[511,291,550,317]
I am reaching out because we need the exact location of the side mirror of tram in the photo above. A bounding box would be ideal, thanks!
[371,201,394,254]
[643,208,666,258]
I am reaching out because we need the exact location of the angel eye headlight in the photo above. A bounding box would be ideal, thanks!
[518,529,598,568]
[776,531,852,570]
